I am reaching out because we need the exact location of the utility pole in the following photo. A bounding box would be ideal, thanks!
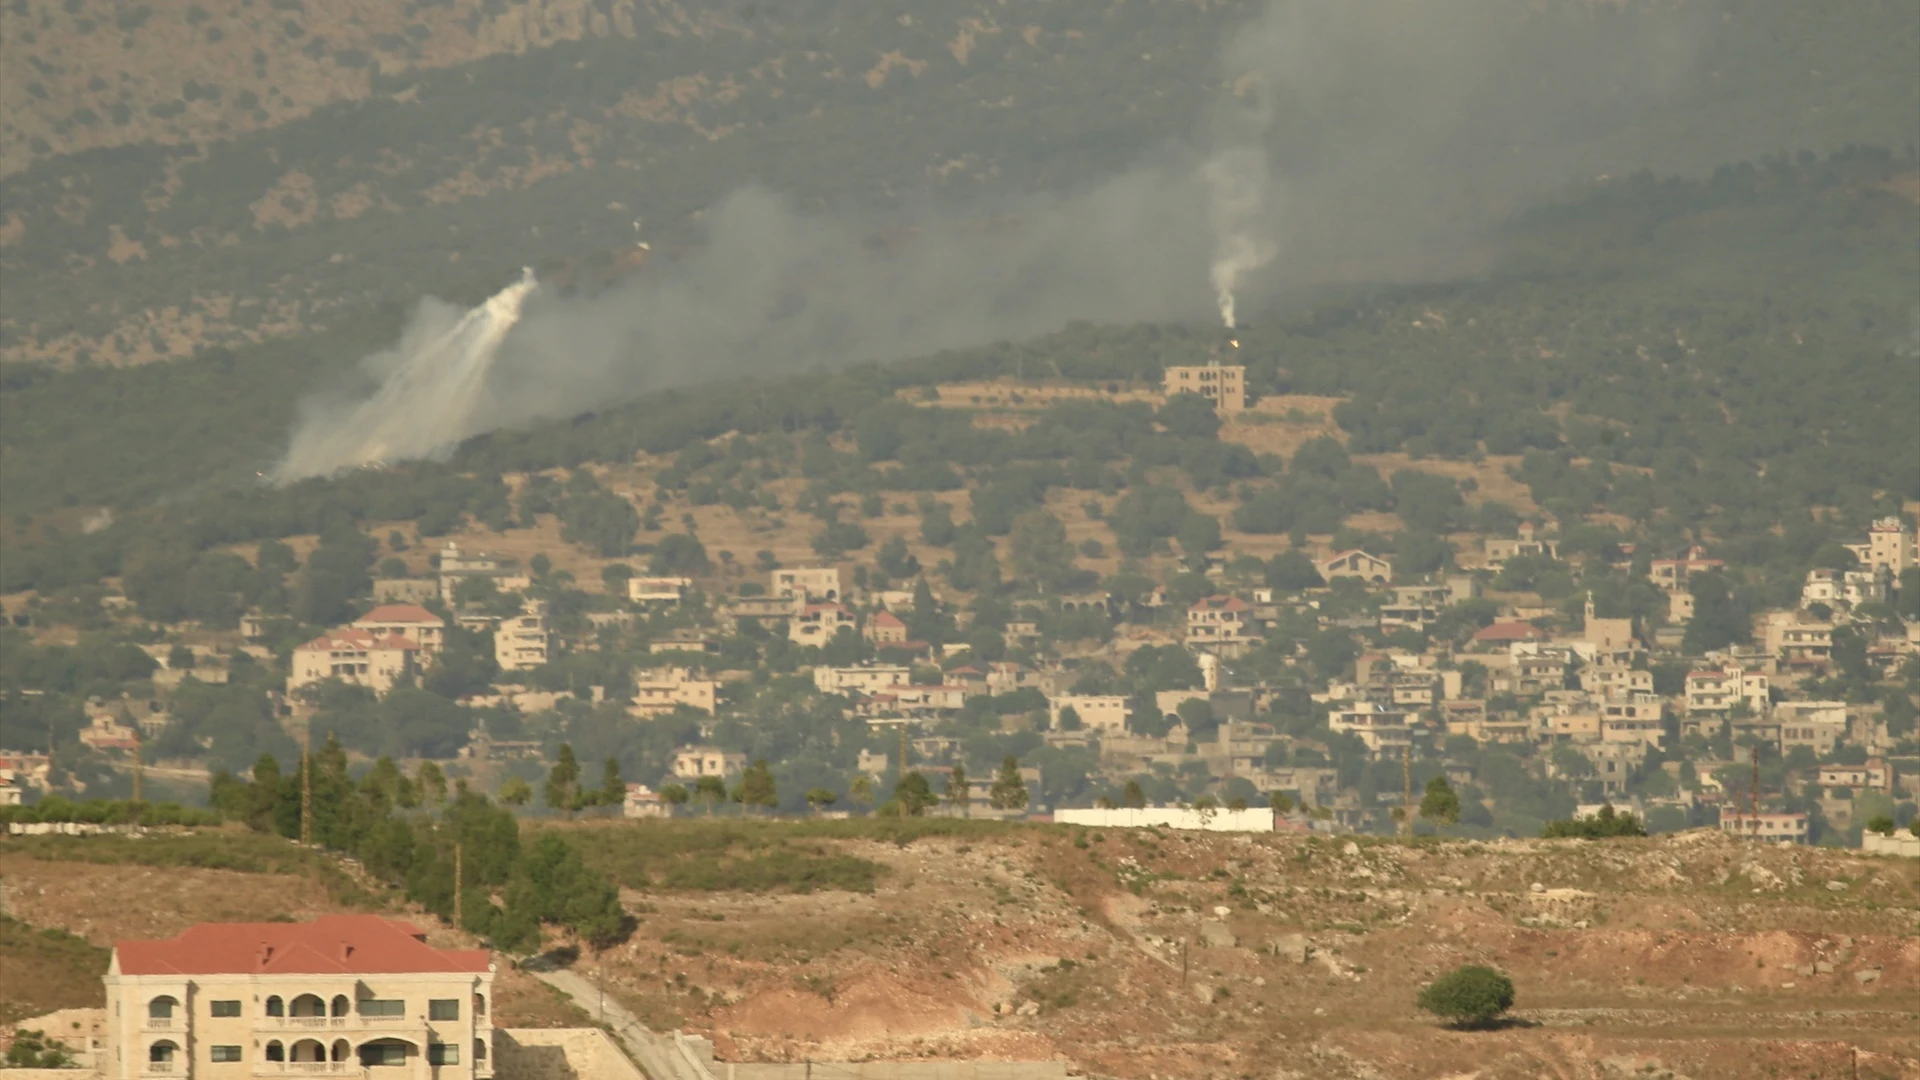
[899,725,908,786]
[300,723,313,847]
[132,737,143,804]
[453,844,463,930]
[1749,744,1760,842]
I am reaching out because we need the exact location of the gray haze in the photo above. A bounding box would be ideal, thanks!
[274,0,1712,480]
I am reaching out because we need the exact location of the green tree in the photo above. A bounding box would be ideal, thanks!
[1417,965,1515,1028]
[660,784,689,814]
[416,761,447,808]
[1682,570,1749,655]
[598,757,624,812]
[849,774,876,811]
[1121,779,1147,808]
[805,786,838,814]
[544,744,582,818]
[693,775,728,815]
[737,759,779,814]
[1009,510,1075,590]
[889,771,938,817]
[1419,775,1461,828]
[989,755,1029,812]
[498,775,532,807]
[944,762,969,817]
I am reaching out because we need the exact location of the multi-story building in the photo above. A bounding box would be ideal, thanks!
[437,542,524,604]
[771,567,847,603]
[288,630,421,698]
[1817,758,1894,793]
[1317,550,1393,586]
[493,600,552,671]
[1483,522,1559,569]
[1049,694,1131,734]
[103,914,494,1079]
[1685,668,1771,716]
[1162,363,1247,413]
[1765,613,1834,668]
[1800,567,1889,609]
[670,746,747,781]
[629,668,719,716]
[1849,516,1917,576]
[788,603,857,647]
[1186,595,1256,656]
[813,664,912,696]
[1327,702,1411,758]
[1718,811,1809,844]
[627,576,693,605]
[864,610,910,646]
[1647,548,1723,590]
[351,604,446,658]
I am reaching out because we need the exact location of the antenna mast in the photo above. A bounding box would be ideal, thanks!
[300,723,313,846]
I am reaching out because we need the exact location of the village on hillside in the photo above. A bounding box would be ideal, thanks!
[5,365,1920,855]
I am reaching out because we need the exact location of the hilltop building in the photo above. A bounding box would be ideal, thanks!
[1162,362,1247,413]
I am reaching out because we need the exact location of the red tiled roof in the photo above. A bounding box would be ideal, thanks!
[1190,595,1251,613]
[355,604,445,627]
[1471,621,1546,642]
[870,611,906,628]
[115,915,489,976]
[297,629,421,652]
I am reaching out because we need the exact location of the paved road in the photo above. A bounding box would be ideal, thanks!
[521,959,713,1080]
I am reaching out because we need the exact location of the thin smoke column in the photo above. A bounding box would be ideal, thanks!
[273,269,537,482]
[1202,145,1275,329]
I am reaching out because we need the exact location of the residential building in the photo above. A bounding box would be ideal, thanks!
[352,604,446,657]
[1162,362,1247,413]
[670,746,746,781]
[649,632,719,656]
[1648,548,1724,590]
[622,784,672,819]
[493,601,552,671]
[1800,567,1888,609]
[1483,522,1559,568]
[1186,595,1256,655]
[437,542,522,603]
[789,603,857,646]
[865,609,910,646]
[1817,758,1893,793]
[1317,550,1393,586]
[716,594,802,630]
[1685,668,1771,716]
[771,567,847,603]
[814,664,912,696]
[1668,590,1696,623]
[1327,702,1411,757]
[1049,694,1130,734]
[629,668,718,716]
[1718,811,1809,844]
[1852,516,1918,576]
[102,914,493,1079]
[1571,741,1647,794]
[371,578,440,605]
[78,710,141,752]
[1765,613,1834,668]
[0,767,22,806]
[1775,700,1848,756]
[1581,665,1653,699]
[1470,621,1547,648]
[628,576,693,604]
[289,630,421,698]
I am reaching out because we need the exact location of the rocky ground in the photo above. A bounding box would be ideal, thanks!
[572,826,1919,1080]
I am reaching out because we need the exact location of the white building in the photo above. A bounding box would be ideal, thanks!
[351,604,446,657]
[493,601,552,671]
[771,567,847,603]
[288,630,421,698]
[1048,694,1131,734]
[628,576,693,604]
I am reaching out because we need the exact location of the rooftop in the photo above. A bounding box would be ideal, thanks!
[114,915,489,976]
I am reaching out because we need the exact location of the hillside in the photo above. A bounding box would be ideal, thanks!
[2,824,1915,1078]
[0,0,1916,368]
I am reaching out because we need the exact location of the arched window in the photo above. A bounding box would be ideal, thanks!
[147,996,177,1019]
[265,996,285,1017]
[331,1039,352,1062]
[289,994,327,1018]
[148,1040,179,1063]
[472,993,486,1018]
[265,1041,285,1062]
[474,1038,488,1062]
[289,1039,326,1063]
[331,995,351,1018]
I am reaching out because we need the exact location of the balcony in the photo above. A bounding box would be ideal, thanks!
[253,1065,367,1078]
[142,1016,175,1030]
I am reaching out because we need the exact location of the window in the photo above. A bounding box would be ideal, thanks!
[210,1046,243,1063]
[473,1038,487,1061]
[148,997,175,1018]
[427,1043,461,1065]
[357,999,406,1017]
[265,997,285,1017]
[359,1042,407,1067]
[210,1000,242,1017]
[265,1042,285,1062]
[428,999,459,1021]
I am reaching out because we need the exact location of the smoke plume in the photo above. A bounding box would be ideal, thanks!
[274,0,1714,481]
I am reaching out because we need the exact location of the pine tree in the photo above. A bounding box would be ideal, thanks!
[1419,775,1461,828]
[944,763,969,817]
[738,759,779,814]
[989,755,1029,812]
[544,744,581,818]
[599,757,624,812]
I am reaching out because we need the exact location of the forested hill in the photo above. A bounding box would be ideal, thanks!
[1,0,1917,368]
[2,149,1915,602]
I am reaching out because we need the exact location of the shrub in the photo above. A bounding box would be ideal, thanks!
[1417,965,1515,1028]
[1540,804,1647,839]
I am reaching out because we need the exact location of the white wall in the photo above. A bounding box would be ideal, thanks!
[1053,807,1276,832]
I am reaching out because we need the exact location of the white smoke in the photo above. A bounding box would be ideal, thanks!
[273,1,1715,474]
[273,269,537,481]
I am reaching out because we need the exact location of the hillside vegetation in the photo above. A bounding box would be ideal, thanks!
[0,0,1916,366]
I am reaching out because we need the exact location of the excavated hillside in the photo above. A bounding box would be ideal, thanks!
[556,822,1920,1080]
